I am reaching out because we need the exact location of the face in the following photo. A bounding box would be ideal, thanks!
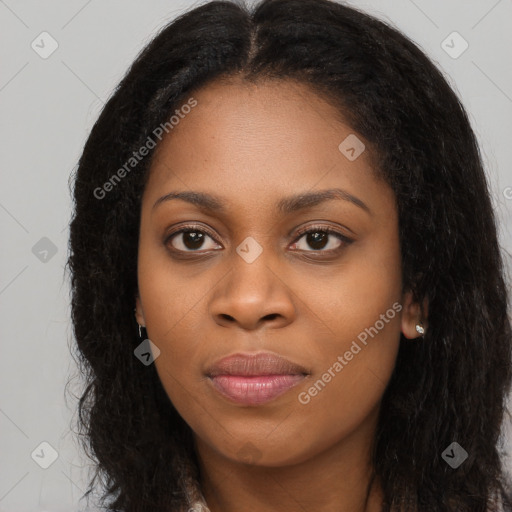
[135,78,422,467]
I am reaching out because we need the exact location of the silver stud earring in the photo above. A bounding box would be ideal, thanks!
[415,323,425,336]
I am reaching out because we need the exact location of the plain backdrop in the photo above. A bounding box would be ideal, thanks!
[1,0,511,510]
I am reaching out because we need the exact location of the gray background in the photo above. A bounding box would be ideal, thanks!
[1,0,511,510]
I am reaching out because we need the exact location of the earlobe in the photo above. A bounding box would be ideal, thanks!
[135,294,146,327]
[400,291,428,340]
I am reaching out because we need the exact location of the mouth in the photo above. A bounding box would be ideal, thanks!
[206,352,309,406]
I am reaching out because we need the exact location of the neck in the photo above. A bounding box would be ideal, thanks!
[194,408,384,512]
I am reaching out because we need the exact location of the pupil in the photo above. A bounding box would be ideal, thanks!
[181,231,329,251]
[184,231,204,249]
[308,231,327,250]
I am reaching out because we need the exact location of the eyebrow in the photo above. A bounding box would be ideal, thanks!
[152,188,371,215]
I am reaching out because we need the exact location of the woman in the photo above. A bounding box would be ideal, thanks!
[67,0,512,510]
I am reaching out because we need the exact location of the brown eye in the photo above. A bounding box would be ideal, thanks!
[165,226,221,253]
[290,226,353,253]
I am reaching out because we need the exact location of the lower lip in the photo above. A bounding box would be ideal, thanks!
[209,374,306,406]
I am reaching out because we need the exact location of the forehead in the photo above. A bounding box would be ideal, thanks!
[143,77,393,218]
[152,77,351,158]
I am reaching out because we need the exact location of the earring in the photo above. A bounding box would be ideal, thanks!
[415,323,425,336]
[138,323,146,339]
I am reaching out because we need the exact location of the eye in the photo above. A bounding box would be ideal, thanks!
[165,225,221,253]
[164,223,353,256]
[290,225,352,253]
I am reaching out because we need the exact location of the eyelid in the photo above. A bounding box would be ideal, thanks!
[164,222,353,254]
[293,224,353,243]
[164,223,221,246]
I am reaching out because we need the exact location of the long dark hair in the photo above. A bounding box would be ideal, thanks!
[66,0,512,510]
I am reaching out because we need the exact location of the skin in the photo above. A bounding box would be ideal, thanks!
[135,77,427,512]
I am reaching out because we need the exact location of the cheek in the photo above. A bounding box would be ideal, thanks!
[283,308,401,465]
[137,252,205,396]
[137,241,208,346]
[300,316,401,414]
[140,275,206,424]
[139,274,204,375]
[293,228,403,347]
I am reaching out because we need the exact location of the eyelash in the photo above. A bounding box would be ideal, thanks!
[164,223,353,257]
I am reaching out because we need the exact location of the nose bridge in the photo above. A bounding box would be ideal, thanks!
[209,235,296,329]
[226,236,279,304]
[230,239,275,301]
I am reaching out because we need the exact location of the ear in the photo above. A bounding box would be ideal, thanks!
[400,290,428,340]
[135,293,146,327]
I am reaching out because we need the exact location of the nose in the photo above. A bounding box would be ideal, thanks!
[209,254,296,331]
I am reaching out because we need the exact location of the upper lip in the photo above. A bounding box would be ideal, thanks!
[206,352,309,377]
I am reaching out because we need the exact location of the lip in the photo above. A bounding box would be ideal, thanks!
[206,352,309,406]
